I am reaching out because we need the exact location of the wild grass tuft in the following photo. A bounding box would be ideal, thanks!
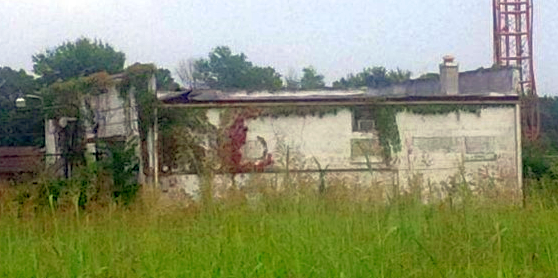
[2,174,558,277]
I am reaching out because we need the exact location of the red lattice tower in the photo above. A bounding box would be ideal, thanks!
[493,0,539,140]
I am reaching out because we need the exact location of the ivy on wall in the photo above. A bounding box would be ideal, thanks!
[118,63,157,137]
[220,103,510,165]
[43,71,117,173]
[46,72,115,119]
[258,106,342,119]
[375,104,499,162]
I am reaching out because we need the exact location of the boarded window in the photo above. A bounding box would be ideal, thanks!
[465,136,495,154]
[464,136,497,161]
[413,137,462,153]
[351,138,382,159]
[352,108,375,132]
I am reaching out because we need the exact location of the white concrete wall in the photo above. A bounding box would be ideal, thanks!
[162,105,521,201]
[85,86,139,141]
[244,109,365,169]
[396,107,520,199]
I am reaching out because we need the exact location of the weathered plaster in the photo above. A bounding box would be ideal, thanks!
[161,105,521,202]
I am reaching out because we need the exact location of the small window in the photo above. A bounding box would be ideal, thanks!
[351,138,381,160]
[357,120,375,132]
[352,108,375,132]
[464,136,497,161]
[465,136,495,154]
[413,137,462,153]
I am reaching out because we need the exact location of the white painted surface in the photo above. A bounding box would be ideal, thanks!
[85,86,139,140]
[244,109,357,169]
[164,105,521,200]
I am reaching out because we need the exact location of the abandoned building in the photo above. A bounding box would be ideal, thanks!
[158,57,522,201]
[44,72,153,180]
[34,57,521,202]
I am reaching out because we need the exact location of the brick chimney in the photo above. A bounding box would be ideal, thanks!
[440,55,459,95]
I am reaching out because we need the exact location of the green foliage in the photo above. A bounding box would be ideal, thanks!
[7,140,141,209]
[405,104,483,116]
[371,106,401,163]
[0,67,37,98]
[539,96,558,152]
[522,96,558,182]
[417,72,440,80]
[193,46,283,91]
[0,67,40,146]
[32,38,125,86]
[300,66,325,90]
[45,72,114,119]
[155,68,180,91]
[258,106,341,118]
[159,107,215,174]
[42,69,143,202]
[333,67,411,89]
[243,104,492,164]
[120,63,157,136]
[522,139,556,181]
[98,139,140,205]
[373,104,488,162]
[9,165,109,212]
[116,63,157,180]
[2,186,558,277]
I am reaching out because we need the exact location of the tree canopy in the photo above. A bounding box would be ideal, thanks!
[0,67,40,146]
[155,68,180,91]
[193,46,283,91]
[300,66,325,90]
[32,38,125,85]
[332,67,411,89]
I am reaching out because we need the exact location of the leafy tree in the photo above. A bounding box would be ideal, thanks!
[0,67,40,146]
[32,38,125,85]
[332,73,361,89]
[386,68,412,84]
[193,46,282,91]
[300,66,325,90]
[417,72,440,80]
[539,97,558,152]
[155,68,180,91]
[333,67,411,89]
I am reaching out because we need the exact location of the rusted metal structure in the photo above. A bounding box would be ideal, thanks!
[493,0,539,140]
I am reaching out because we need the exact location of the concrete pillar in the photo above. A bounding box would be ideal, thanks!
[440,55,459,95]
[45,119,57,167]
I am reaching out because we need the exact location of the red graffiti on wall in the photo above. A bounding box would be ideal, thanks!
[218,110,273,173]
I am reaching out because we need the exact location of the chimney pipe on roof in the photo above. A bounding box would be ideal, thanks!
[440,55,459,95]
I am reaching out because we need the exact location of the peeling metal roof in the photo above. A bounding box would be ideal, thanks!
[158,67,519,104]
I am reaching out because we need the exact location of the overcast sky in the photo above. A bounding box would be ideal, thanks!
[1,0,557,94]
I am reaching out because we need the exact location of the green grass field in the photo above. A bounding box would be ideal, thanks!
[1,186,558,278]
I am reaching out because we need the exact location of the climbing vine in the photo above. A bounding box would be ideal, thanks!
[118,63,157,136]
[217,108,274,174]
[366,104,508,162]
[218,103,510,164]
[46,71,115,119]
[44,72,117,170]
[258,106,341,119]
[371,106,401,163]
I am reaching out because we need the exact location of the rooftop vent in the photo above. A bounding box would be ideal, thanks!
[440,55,459,95]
